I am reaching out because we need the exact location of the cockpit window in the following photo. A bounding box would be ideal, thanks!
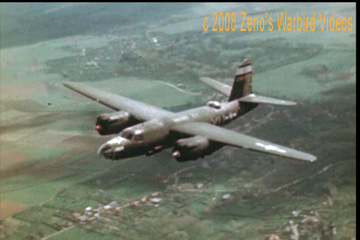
[120,131,133,140]
[121,129,144,142]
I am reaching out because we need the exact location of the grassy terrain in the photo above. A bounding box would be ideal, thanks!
[0,3,194,49]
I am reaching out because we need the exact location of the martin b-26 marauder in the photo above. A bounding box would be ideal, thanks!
[64,59,316,162]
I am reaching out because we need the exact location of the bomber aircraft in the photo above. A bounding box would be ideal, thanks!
[64,59,317,162]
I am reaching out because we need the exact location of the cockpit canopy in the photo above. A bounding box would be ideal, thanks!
[120,128,144,142]
[119,120,168,145]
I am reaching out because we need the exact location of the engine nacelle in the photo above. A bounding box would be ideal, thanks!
[95,111,139,135]
[172,136,211,162]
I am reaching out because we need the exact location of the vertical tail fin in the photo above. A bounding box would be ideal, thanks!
[229,59,253,101]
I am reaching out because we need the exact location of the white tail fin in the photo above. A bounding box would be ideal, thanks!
[229,59,253,101]
[200,59,297,105]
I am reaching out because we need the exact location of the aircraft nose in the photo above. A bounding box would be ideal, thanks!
[97,137,128,160]
[97,143,114,159]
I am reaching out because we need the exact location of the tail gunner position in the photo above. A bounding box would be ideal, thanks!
[64,59,316,163]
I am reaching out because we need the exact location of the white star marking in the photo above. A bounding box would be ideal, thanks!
[255,142,287,153]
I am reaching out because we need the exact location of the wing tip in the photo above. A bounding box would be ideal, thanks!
[199,77,211,82]
[63,81,81,90]
[63,81,73,88]
[308,155,317,162]
[299,153,317,162]
[284,153,316,162]
[286,101,297,106]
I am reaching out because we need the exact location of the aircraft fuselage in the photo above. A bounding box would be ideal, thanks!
[98,100,258,160]
[64,58,317,163]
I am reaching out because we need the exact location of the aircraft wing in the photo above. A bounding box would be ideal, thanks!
[63,81,173,121]
[171,122,316,162]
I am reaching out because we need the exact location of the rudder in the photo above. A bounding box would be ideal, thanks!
[229,59,253,101]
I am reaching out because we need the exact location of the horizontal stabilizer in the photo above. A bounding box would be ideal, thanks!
[200,77,296,105]
[239,94,297,106]
[199,77,231,96]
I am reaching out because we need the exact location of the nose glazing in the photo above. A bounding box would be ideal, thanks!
[98,137,128,160]
[97,143,115,159]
